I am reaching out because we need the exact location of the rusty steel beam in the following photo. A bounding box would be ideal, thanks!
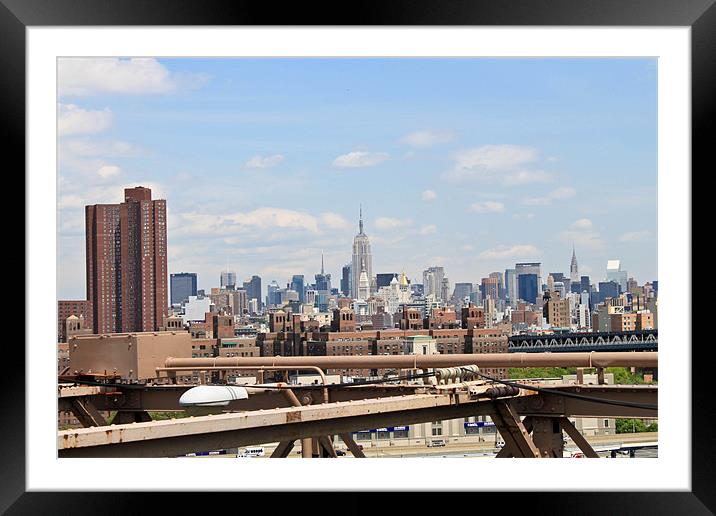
[77,384,425,413]
[318,436,337,458]
[340,433,366,458]
[58,393,491,457]
[57,385,657,458]
[558,417,600,458]
[508,385,657,418]
[530,417,565,458]
[490,402,540,458]
[69,399,107,428]
[165,351,657,370]
[270,440,295,458]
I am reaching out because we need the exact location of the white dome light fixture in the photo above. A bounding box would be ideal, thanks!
[179,385,249,407]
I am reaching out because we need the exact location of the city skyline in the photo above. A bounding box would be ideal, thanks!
[58,57,657,299]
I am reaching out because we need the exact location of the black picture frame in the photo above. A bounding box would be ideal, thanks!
[5,0,707,513]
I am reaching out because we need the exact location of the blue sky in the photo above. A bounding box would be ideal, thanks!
[57,57,657,299]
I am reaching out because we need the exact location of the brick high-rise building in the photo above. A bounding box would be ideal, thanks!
[85,186,168,333]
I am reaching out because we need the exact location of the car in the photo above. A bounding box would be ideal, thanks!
[427,439,446,447]
[336,450,346,456]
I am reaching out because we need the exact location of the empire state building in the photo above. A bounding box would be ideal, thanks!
[351,207,373,299]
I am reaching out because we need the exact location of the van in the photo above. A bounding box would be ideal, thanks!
[427,439,446,447]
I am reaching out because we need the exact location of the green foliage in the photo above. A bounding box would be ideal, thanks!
[148,411,190,420]
[606,367,646,385]
[646,422,658,432]
[508,367,577,379]
[616,418,648,433]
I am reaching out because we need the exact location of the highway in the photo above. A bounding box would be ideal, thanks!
[186,432,657,458]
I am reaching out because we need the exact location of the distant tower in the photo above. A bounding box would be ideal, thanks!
[570,245,579,284]
[351,205,373,299]
[358,258,370,300]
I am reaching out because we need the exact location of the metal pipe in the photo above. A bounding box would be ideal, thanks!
[165,351,657,370]
[279,388,312,458]
[156,365,329,403]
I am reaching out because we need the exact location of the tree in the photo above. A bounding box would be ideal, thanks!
[616,418,647,433]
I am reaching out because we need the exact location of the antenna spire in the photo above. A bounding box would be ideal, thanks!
[359,204,364,234]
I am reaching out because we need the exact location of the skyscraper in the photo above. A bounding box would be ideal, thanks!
[570,246,579,284]
[243,275,262,311]
[606,260,628,293]
[517,274,539,304]
[266,280,281,307]
[451,283,473,308]
[423,266,445,301]
[221,270,237,290]
[170,272,197,306]
[351,206,373,299]
[504,268,517,306]
[85,186,167,333]
[376,273,399,289]
[315,253,332,293]
[358,259,370,300]
[341,263,351,297]
[515,262,541,302]
[291,275,306,303]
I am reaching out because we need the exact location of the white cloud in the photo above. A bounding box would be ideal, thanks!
[443,144,553,185]
[551,186,576,200]
[523,186,577,206]
[468,201,505,213]
[61,138,139,157]
[421,189,437,201]
[58,194,85,210]
[559,218,605,250]
[226,208,321,233]
[400,130,455,147]
[58,103,113,136]
[321,212,350,230]
[245,154,285,169]
[374,217,413,230]
[97,165,121,179]
[522,197,551,206]
[570,218,593,230]
[420,224,437,235]
[333,151,389,168]
[619,230,651,242]
[503,170,553,185]
[512,213,536,220]
[58,58,208,96]
[172,207,352,239]
[478,244,541,260]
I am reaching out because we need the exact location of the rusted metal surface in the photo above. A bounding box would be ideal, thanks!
[164,351,657,369]
[57,382,657,457]
[65,383,425,413]
[490,401,540,458]
[58,392,486,457]
[157,365,330,402]
[530,417,565,458]
[339,433,366,458]
[509,385,658,418]
[69,399,107,428]
[270,440,295,458]
[558,417,600,458]
[318,436,337,458]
